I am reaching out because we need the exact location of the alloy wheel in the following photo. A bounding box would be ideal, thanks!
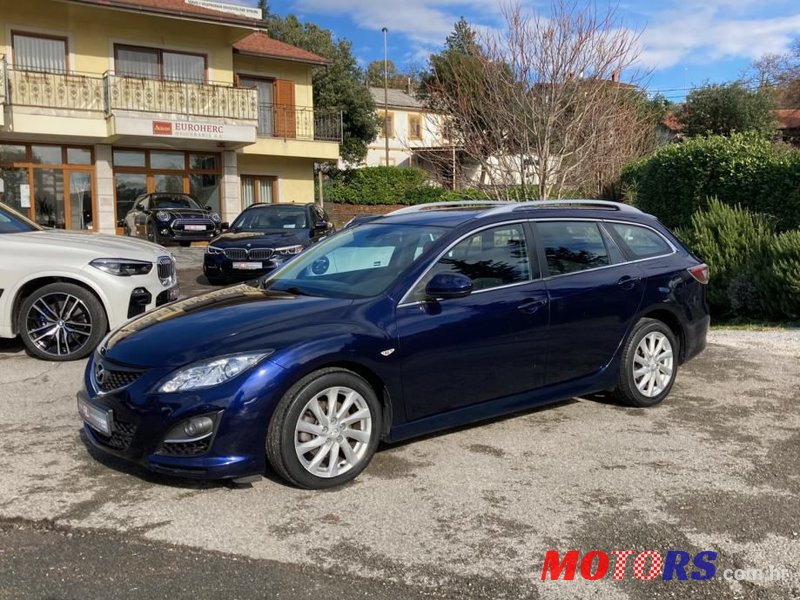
[25,292,93,358]
[294,386,373,478]
[632,331,674,398]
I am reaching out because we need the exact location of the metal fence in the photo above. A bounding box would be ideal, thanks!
[257,103,342,142]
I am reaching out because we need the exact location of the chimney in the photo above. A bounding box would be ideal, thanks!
[407,76,412,95]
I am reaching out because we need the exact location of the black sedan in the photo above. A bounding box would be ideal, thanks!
[203,202,334,284]
[121,193,224,247]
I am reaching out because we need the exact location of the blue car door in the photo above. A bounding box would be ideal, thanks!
[534,219,644,385]
[395,222,550,421]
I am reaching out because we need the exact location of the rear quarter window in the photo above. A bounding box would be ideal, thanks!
[609,223,673,259]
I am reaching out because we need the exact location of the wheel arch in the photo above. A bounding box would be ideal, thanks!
[638,307,685,362]
[11,275,111,336]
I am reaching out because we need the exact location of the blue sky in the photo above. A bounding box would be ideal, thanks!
[243,0,800,101]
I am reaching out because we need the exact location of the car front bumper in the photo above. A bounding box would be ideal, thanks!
[203,254,289,282]
[78,354,289,480]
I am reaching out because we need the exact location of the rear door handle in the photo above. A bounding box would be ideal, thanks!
[518,298,548,314]
[617,275,641,290]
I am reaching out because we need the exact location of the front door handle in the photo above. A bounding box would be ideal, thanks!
[518,298,548,314]
[617,275,641,290]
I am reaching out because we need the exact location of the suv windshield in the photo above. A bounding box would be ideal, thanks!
[0,202,42,233]
[152,195,201,210]
[232,205,309,231]
[263,223,446,298]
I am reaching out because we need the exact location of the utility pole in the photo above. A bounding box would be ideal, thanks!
[382,27,389,167]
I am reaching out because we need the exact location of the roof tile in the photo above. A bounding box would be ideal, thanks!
[233,32,329,66]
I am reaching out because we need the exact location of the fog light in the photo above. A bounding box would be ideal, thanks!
[160,229,170,235]
[163,413,219,443]
[184,416,213,438]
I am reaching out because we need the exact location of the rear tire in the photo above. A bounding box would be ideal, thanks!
[146,222,160,245]
[613,318,678,407]
[18,283,107,361]
[267,368,382,489]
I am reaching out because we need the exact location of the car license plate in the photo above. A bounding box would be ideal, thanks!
[232,261,263,270]
[184,224,206,231]
[77,395,112,436]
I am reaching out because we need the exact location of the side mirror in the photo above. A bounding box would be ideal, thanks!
[220,222,229,230]
[116,219,125,227]
[425,273,473,300]
[205,205,213,211]
[315,220,330,231]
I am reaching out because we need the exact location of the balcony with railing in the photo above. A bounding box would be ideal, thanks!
[257,103,342,142]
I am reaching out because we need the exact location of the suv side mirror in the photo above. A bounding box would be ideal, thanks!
[425,273,473,300]
[220,222,229,230]
[315,220,330,231]
[116,219,125,227]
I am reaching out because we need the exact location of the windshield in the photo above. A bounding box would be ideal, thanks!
[263,223,447,298]
[152,195,201,210]
[0,202,41,233]
[232,206,309,231]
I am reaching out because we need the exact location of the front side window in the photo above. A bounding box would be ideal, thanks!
[610,223,673,259]
[538,221,611,276]
[411,224,532,299]
[263,224,446,299]
[13,33,67,73]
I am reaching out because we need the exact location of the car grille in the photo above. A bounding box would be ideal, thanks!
[157,438,211,457]
[172,219,214,231]
[93,360,144,393]
[223,247,274,261]
[94,418,137,451]
[157,256,175,285]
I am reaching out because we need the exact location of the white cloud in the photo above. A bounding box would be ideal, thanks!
[637,3,800,70]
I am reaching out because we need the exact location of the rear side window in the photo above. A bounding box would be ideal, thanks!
[610,223,672,259]
[412,224,533,298]
[538,221,610,275]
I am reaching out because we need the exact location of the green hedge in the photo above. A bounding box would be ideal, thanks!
[678,199,800,320]
[322,167,439,205]
[621,132,800,231]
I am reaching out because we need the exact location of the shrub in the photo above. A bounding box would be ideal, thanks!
[679,199,800,320]
[621,132,800,231]
[323,166,435,205]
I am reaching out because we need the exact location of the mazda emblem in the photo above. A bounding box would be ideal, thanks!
[95,362,106,386]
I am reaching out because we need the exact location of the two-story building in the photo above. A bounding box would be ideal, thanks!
[0,0,340,234]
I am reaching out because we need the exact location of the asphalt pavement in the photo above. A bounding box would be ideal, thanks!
[0,251,798,599]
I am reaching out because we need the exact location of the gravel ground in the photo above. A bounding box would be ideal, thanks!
[0,257,798,599]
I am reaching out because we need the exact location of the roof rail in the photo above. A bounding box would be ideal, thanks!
[479,199,641,218]
[388,201,509,215]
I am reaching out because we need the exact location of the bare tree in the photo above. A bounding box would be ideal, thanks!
[747,40,800,107]
[424,0,656,200]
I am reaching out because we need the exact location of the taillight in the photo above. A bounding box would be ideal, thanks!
[688,264,710,285]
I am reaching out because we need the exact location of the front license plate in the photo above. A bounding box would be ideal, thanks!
[77,395,112,436]
[184,224,206,231]
[232,261,263,270]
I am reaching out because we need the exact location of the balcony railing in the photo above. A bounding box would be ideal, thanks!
[105,74,258,121]
[257,103,342,142]
[3,64,105,112]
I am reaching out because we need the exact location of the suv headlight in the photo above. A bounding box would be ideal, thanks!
[210,213,221,223]
[275,245,303,256]
[90,258,153,276]
[206,245,224,255]
[156,352,271,393]
[156,210,171,222]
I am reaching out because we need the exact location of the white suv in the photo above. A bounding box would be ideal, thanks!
[0,202,178,361]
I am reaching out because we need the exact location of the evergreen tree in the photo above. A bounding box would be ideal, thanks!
[679,83,777,137]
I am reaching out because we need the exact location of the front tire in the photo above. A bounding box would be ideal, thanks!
[613,318,678,407]
[18,283,107,361]
[267,368,382,489]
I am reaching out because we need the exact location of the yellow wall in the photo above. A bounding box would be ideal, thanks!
[1,1,250,82]
[237,154,316,203]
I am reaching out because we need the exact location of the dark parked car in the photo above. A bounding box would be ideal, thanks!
[121,193,223,247]
[203,203,334,284]
[78,200,709,489]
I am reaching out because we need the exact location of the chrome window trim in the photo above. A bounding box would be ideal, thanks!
[397,219,536,306]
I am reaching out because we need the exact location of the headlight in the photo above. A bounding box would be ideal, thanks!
[156,210,171,222]
[210,213,221,223]
[275,245,303,256]
[90,258,153,276]
[206,245,225,255]
[156,352,271,393]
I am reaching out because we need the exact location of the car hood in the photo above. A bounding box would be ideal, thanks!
[101,284,353,368]
[13,230,167,260]
[211,230,310,248]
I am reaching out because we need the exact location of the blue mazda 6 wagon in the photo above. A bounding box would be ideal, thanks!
[78,200,709,489]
